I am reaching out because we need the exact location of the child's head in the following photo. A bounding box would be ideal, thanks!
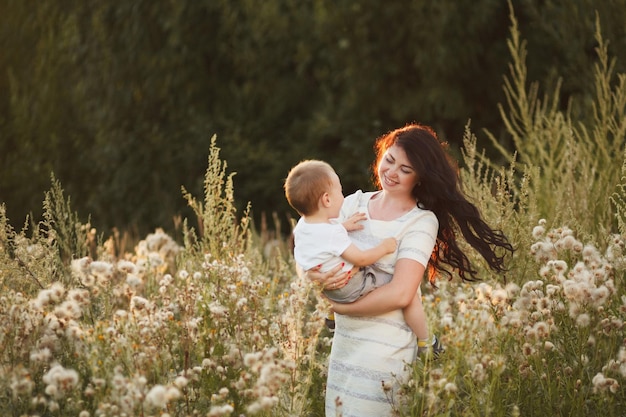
[284,160,343,217]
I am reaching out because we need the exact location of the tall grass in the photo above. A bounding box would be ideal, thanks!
[1,6,626,417]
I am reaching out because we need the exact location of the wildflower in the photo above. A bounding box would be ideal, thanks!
[522,343,535,356]
[209,302,228,317]
[576,313,591,327]
[208,404,235,417]
[591,286,610,307]
[382,380,393,392]
[117,259,137,274]
[30,348,52,363]
[90,261,114,280]
[592,373,620,394]
[144,385,168,409]
[144,385,181,409]
[560,235,579,251]
[443,382,458,394]
[130,296,150,312]
[10,370,34,398]
[582,245,600,261]
[471,363,486,383]
[71,256,92,276]
[54,300,82,319]
[532,225,545,239]
[126,274,143,289]
[491,288,508,306]
[174,376,189,388]
[42,364,79,399]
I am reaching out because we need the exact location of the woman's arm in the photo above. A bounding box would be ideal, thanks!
[329,258,425,316]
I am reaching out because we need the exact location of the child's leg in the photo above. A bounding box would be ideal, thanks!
[403,291,445,358]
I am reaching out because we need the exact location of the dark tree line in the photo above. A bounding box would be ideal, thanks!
[1,0,625,238]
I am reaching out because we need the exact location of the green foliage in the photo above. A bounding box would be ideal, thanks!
[2,1,626,237]
[0,174,93,294]
[610,155,626,236]
[484,6,626,239]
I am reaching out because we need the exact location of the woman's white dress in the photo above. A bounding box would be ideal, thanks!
[325,191,438,417]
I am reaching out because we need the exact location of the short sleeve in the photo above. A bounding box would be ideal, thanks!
[397,211,438,268]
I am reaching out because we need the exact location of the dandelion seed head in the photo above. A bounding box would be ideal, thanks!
[471,363,486,382]
[576,313,591,327]
[54,300,82,319]
[126,274,143,289]
[130,296,150,312]
[117,260,137,274]
[144,385,168,409]
[561,235,579,250]
[587,335,596,346]
[90,261,114,279]
[534,321,550,338]
[209,404,235,417]
[532,225,545,239]
[30,347,52,363]
[208,302,228,317]
[174,376,188,388]
[592,286,610,306]
[42,364,79,399]
[522,343,535,356]
[491,288,508,306]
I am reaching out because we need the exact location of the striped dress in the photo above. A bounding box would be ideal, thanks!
[325,190,438,417]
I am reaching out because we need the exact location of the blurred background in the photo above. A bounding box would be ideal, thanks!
[1,0,625,239]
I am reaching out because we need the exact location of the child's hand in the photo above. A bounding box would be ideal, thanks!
[382,237,398,254]
[342,212,367,232]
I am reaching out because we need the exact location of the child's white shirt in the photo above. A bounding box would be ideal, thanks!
[292,218,353,273]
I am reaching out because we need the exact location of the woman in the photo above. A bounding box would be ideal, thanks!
[311,123,513,416]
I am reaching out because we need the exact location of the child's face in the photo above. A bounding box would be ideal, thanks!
[328,172,345,218]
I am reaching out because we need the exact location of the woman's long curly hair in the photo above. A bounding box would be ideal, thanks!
[373,123,514,284]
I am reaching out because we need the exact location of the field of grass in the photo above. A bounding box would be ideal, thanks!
[1,12,626,417]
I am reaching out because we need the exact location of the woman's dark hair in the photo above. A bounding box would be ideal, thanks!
[373,123,514,283]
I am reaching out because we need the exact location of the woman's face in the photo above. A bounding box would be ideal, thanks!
[378,144,419,196]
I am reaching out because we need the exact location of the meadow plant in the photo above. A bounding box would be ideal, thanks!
[484,8,626,239]
[0,139,328,416]
[400,221,625,416]
[2,7,626,417]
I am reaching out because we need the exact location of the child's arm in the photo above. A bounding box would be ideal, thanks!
[341,238,397,267]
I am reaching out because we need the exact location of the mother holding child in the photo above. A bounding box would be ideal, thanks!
[284,123,514,417]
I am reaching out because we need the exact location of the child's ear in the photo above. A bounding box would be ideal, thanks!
[320,192,331,208]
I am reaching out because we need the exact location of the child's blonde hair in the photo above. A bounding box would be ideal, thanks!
[284,160,335,216]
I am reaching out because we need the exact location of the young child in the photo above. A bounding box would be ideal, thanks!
[284,160,443,357]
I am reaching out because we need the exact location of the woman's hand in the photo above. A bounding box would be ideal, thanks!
[305,263,356,290]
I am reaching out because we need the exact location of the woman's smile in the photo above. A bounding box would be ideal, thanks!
[382,173,398,186]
